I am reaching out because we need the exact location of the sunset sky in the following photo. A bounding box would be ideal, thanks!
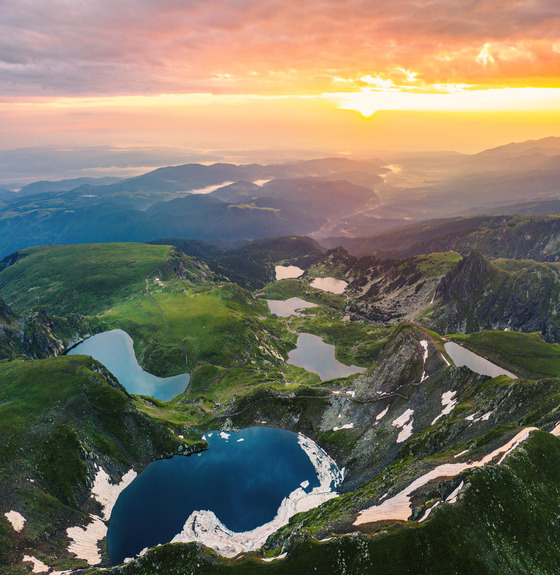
[1,0,560,153]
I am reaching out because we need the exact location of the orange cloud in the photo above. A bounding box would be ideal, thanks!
[0,0,558,98]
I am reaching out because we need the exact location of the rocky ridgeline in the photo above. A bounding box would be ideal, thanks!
[310,246,560,343]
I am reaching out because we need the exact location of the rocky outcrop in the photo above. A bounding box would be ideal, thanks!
[0,299,89,361]
[434,249,498,304]
[427,251,560,341]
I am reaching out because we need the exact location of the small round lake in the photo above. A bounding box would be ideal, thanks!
[288,333,366,381]
[275,265,304,280]
[266,297,317,317]
[310,277,348,294]
[68,329,190,401]
[107,427,342,563]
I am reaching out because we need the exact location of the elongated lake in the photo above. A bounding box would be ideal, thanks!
[444,341,517,379]
[107,426,343,563]
[288,333,366,381]
[68,329,190,401]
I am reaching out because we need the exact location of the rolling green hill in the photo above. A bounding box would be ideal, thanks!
[0,243,195,316]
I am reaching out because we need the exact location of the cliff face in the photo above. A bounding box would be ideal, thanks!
[0,298,88,361]
[434,249,498,304]
[427,251,560,341]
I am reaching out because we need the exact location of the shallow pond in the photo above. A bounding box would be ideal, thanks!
[68,329,190,401]
[266,297,317,317]
[310,277,348,294]
[287,333,366,381]
[275,265,304,280]
[107,426,342,563]
[444,341,517,379]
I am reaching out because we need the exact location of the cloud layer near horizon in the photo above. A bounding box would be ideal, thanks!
[1,0,559,97]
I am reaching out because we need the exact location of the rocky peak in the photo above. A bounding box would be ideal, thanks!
[355,323,449,399]
[434,249,497,304]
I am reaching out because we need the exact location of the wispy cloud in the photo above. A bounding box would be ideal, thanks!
[0,0,558,97]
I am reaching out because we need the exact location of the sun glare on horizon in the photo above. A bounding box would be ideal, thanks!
[332,86,560,118]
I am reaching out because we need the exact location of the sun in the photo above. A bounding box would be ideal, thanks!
[333,88,382,118]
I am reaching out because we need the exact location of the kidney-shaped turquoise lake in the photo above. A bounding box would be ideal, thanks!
[68,329,189,401]
[107,426,343,563]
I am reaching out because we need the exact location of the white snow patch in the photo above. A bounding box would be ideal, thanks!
[346,390,356,398]
[392,409,414,443]
[420,340,429,362]
[397,422,414,443]
[91,468,137,521]
[354,427,537,525]
[172,433,343,557]
[441,353,451,367]
[466,411,494,424]
[431,391,458,425]
[261,552,287,562]
[22,555,49,573]
[419,501,440,523]
[392,409,414,428]
[376,406,389,421]
[220,432,231,440]
[454,450,469,459]
[333,423,354,431]
[237,438,245,442]
[419,340,430,382]
[446,481,464,504]
[66,467,136,565]
[5,510,25,532]
[66,515,107,566]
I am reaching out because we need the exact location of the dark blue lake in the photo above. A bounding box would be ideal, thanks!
[107,426,337,564]
[68,329,189,401]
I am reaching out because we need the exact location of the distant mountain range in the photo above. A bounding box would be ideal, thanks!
[0,136,558,261]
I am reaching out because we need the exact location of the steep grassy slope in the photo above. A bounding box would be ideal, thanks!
[0,355,190,573]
